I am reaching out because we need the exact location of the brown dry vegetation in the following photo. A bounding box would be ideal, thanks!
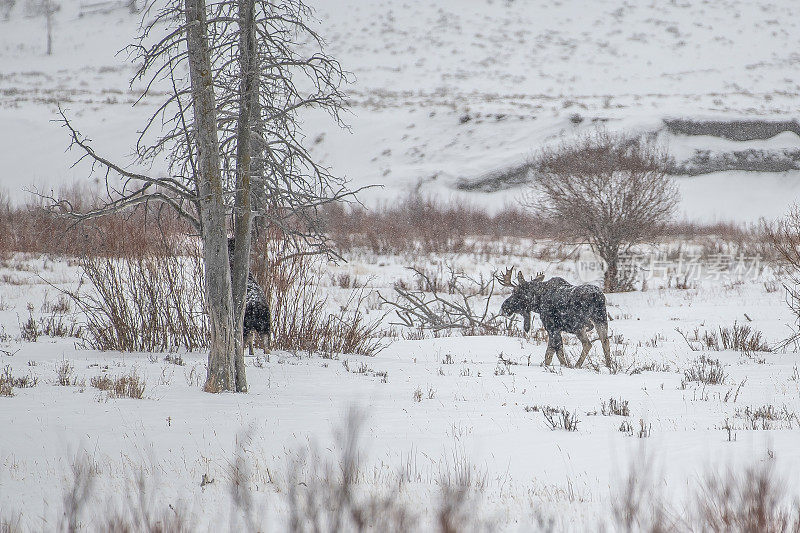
[0,187,189,258]
[0,188,764,260]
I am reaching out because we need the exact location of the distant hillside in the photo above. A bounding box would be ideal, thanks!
[1,0,798,222]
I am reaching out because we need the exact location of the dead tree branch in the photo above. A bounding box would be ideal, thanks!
[379,266,506,334]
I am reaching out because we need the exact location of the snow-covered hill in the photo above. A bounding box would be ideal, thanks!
[1,0,799,220]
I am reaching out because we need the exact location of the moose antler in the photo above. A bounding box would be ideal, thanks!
[533,272,545,282]
[494,266,517,287]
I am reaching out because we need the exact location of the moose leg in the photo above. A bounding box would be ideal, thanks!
[545,330,568,366]
[543,334,557,366]
[594,321,612,367]
[247,330,255,356]
[556,334,572,368]
[575,328,593,368]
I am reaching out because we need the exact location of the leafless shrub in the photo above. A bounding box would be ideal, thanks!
[286,409,419,532]
[0,187,189,258]
[610,456,800,532]
[90,369,145,399]
[64,232,380,357]
[541,406,580,431]
[689,462,800,532]
[70,242,208,352]
[437,463,488,533]
[251,237,384,357]
[684,355,728,385]
[642,333,666,348]
[0,0,15,21]
[637,419,651,438]
[601,397,630,417]
[764,279,781,293]
[39,311,82,338]
[0,366,37,397]
[19,307,39,342]
[494,354,516,376]
[681,323,770,356]
[56,452,189,533]
[0,515,20,533]
[723,379,747,403]
[59,454,97,533]
[164,354,185,366]
[722,418,737,442]
[766,206,800,350]
[41,294,71,314]
[525,131,678,292]
[323,196,556,256]
[610,454,672,532]
[354,362,372,374]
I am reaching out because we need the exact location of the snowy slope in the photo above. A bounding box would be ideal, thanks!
[1,0,799,218]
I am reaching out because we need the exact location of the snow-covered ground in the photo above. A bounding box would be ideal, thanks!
[1,0,799,221]
[2,0,800,529]
[1,248,799,529]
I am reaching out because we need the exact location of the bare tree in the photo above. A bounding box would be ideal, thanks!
[525,131,678,292]
[45,0,352,392]
[25,0,59,54]
[1,0,15,21]
[766,206,800,350]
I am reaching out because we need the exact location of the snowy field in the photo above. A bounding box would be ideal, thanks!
[2,0,800,530]
[1,245,799,530]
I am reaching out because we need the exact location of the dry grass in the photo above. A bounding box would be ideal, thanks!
[0,370,12,397]
[55,359,80,386]
[683,356,728,385]
[541,406,580,431]
[698,323,772,354]
[735,404,799,430]
[0,365,38,397]
[601,397,630,417]
[90,369,145,399]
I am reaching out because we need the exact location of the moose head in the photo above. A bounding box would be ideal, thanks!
[496,267,545,333]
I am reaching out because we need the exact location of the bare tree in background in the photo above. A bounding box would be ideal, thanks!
[46,0,352,392]
[525,132,678,292]
[766,206,800,350]
[25,0,59,54]
[1,0,15,21]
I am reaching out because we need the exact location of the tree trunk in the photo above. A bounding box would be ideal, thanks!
[185,0,238,392]
[602,247,620,293]
[229,0,258,393]
[45,1,52,56]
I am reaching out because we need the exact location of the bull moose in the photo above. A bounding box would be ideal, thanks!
[497,268,612,368]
